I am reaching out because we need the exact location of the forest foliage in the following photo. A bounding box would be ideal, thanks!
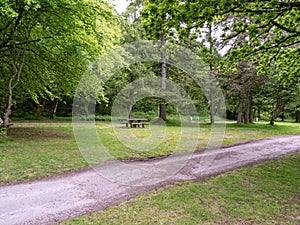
[0,0,299,136]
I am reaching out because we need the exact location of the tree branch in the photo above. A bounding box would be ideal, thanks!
[246,33,299,56]
[0,36,52,53]
[280,2,300,8]
[271,20,300,34]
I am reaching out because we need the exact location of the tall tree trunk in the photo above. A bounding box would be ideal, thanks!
[4,83,13,126]
[236,61,246,124]
[34,98,46,119]
[237,89,244,124]
[249,90,254,123]
[270,115,275,126]
[209,78,215,124]
[50,98,59,119]
[159,104,167,121]
[270,99,286,126]
[208,24,215,124]
[244,96,250,124]
[4,52,26,127]
[280,114,284,121]
[3,27,28,134]
[159,33,167,121]
[128,103,133,119]
[296,110,300,123]
[125,68,135,119]
[244,88,252,124]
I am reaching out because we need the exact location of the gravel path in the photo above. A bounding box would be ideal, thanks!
[0,135,299,225]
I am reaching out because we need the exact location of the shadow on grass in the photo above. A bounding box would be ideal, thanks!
[7,127,70,139]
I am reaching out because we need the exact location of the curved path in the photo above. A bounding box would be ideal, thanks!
[0,135,299,225]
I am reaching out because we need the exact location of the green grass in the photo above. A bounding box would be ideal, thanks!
[0,121,299,184]
[96,121,300,158]
[222,121,300,144]
[0,123,87,184]
[62,153,300,224]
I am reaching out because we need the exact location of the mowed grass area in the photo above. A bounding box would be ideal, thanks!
[0,123,87,184]
[0,121,299,184]
[62,153,300,225]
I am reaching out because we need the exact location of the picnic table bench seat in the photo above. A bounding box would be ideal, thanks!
[130,121,150,128]
[120,119,149,128]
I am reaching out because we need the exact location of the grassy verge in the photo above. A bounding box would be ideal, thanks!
[0,123,87,184]
[62,153,300,224]
[0,121,299,184]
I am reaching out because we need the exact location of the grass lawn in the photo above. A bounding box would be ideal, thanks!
[62,153,300,224]
[0,123,87,184]
[0,121,299,184]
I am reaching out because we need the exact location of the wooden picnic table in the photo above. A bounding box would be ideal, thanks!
[124,118,149,128]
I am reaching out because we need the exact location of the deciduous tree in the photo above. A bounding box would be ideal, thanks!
[0,0,119,134]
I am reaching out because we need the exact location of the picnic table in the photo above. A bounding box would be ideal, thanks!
[123,118,149,128]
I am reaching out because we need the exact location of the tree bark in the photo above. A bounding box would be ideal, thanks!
[159,104,167,121]
[208,24,215,124]
[270,115,275,126]
[34,98,46,119]
[295,111,300,123]
[236,61,247,124]
[209,80,215,124]
[244,88,253,123]
[4,85,13,126]
[3,24,28,132]
[4,52,26,127]
[128,103,133,119]
[125,68,135,119]
[237,89,244,124]
[244,96,250,124]
[249,92,254,123]
[280,112,285,122]
[270,99,286,126]
[237,93,244,124]
[159,33,167,121]
[50,98,59,119]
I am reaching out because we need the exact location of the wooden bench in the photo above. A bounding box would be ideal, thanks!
[121,119,150,128]
[130,122,150,128]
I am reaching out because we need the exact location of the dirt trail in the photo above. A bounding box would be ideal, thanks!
[0,135,299,225]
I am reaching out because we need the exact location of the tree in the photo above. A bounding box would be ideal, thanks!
[96,0,157,118]
[153,0,300,83]
[247,63,300,125]
[270,86,298,125]
[141,0,300,95]
[194,22,223,124]
[0,0,119,133]
[142,0,179,121]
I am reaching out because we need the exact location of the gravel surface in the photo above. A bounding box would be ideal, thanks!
[0,135,299,225]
